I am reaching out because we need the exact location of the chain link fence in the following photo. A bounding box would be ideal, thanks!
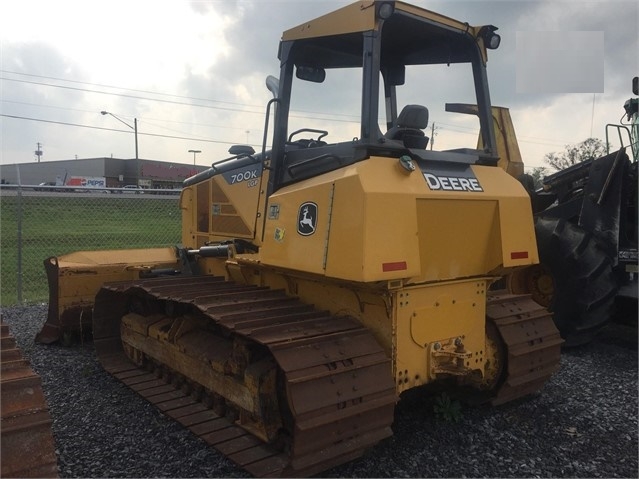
[1,185,182,305]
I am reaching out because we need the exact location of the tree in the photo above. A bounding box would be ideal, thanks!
[529,166,548,189]
[543,138,607,171]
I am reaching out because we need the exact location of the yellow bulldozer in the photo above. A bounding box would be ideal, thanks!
[35,1,563,476]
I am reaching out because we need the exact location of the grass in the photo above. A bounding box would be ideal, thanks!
[1,194,181,305]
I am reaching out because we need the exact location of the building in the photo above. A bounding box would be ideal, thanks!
[0,157,209,189]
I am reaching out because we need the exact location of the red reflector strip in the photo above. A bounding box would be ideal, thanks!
[382,261,407,272]
[510,251,529,260]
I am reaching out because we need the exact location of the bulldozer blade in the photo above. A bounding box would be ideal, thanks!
[37,247,181,344]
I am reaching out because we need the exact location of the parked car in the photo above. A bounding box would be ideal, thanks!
[122,185,144,194]
[35,182,58,192]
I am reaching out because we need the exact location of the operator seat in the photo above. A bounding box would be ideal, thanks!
[385,104,429,149]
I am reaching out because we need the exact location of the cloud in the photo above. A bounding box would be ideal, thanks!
[516,31,604,94]
[0,0,637,169]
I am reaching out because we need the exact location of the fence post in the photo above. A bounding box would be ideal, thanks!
[15,165,23,303]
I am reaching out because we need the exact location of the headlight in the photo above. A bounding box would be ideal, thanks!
[479,25,501,50]
[377,2,394,20]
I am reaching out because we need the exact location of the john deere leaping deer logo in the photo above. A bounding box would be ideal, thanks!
[297,202,318,236]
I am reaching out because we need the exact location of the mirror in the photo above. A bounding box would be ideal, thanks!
[296,65,326,83]
[266,75,279,98]
[228,145,255,156]
[384,63,405,86]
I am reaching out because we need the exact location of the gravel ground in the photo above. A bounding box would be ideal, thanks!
[2,303,637,478]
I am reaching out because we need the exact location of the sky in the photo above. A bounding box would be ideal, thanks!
[0,0,637,172]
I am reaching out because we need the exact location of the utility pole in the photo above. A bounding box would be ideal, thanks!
[35,143,43,162]
[430,123,437,150]
[134,118,139,160]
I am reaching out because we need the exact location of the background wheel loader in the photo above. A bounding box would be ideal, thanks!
[508,77,638,346]
[35,2,563,476]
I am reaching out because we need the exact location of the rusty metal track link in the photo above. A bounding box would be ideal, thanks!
[1,320,58,478]
[487,291,563,406]
[92,275,396,477]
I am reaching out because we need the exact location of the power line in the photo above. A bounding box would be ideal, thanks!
[0,114,240,146]
[0,69,265,109]
[1,77,265,115]
[1,73,361,123]
[0,99,265,133]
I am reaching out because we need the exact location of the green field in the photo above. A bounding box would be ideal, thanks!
[1,194,181,305]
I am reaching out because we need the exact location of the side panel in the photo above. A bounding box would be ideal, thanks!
[328,175,421,281]
[262,160,423,281]
[262,180,336,276]
[181,164,266,249]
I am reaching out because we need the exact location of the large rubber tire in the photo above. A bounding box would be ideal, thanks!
[533,217,619,346]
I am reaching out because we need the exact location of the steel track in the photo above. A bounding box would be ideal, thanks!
[91,277,562,476]
[92,276,396,477]
[1,321,58,478]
